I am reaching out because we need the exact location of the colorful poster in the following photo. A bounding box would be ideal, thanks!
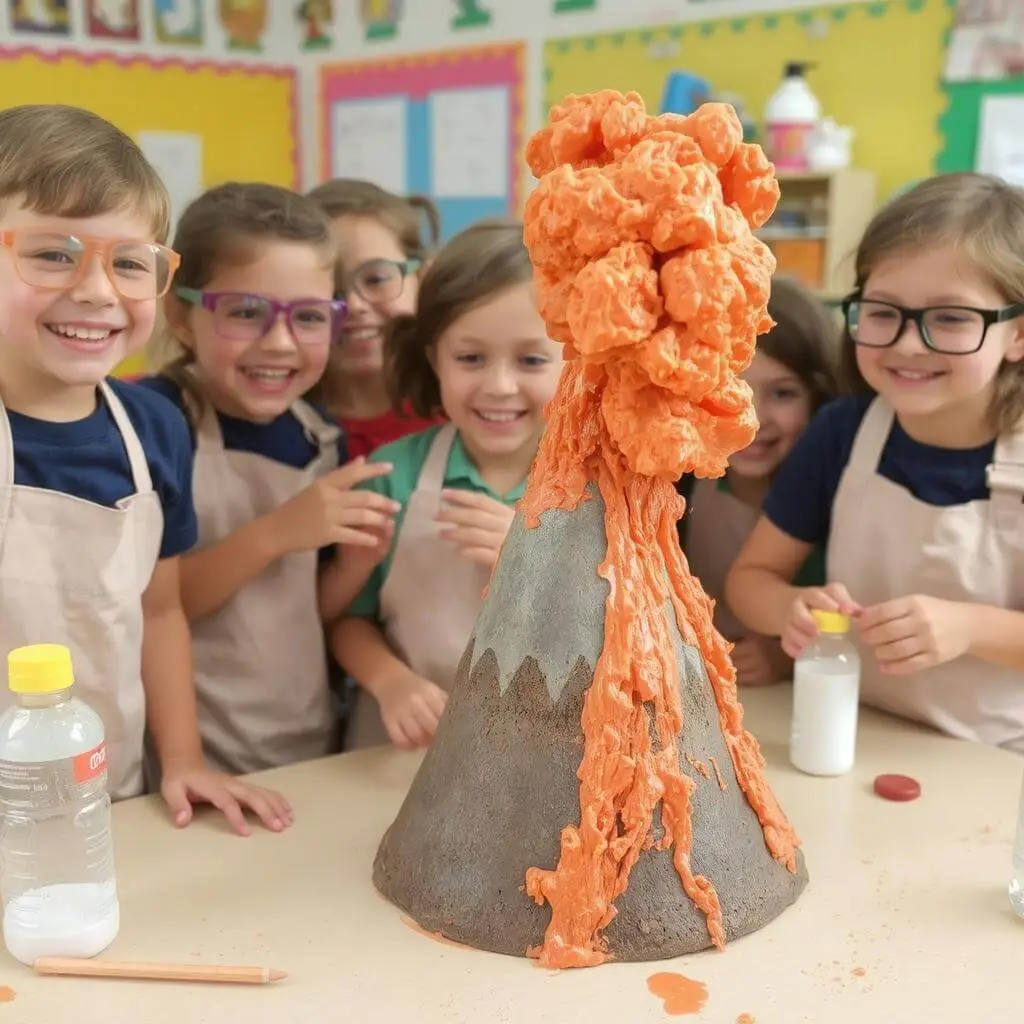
[153,0,203,44]
[297,0,334,48]
[86,0,140,39]
[452,0,491,29]
[9,0,70,34]
[359,0,402,40]
[219,0,268,50]
[944,0,1024,81]
[553,0,595,11]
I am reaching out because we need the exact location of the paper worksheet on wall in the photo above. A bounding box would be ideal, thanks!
[331,98,407,196]
[137,131,204,232]
[976,93,1024,186]
[429,86,509,199]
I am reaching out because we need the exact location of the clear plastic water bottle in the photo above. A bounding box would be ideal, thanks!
[790,611,861,776]
[0,644,119,965]
[1008,769,1024,917]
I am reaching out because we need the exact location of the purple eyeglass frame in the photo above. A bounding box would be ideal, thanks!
[175,287,348,343]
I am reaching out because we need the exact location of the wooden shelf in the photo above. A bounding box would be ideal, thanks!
[763,168,877,298]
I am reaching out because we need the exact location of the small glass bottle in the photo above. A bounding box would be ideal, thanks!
[0,644,119,965]
[790,610,861,776]
[1008,771,1024,917]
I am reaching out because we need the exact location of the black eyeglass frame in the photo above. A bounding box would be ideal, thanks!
[840,293,1024,355]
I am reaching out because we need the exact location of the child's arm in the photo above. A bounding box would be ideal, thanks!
[140,556,293,835]
[179,458,397,621]
[318,530,392,623]
[331,616,447,749]
[858,598,1024,673]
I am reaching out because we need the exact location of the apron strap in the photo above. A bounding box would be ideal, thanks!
[988,424,1024,527]
[99,381,153,494]
[0,394,13,488]
[289,399,341,453]
[845,397,894,479]
[418,424,457,492]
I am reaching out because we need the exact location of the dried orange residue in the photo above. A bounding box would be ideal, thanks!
[709,755,727,791]
[0,987,14,1004]
[401,915,474,951]
[685,753,710,779]
[647,972,708,1016]
[519,90,801,970]
[737,1014,756,1023]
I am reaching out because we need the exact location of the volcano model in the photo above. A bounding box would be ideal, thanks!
[373,90,808,969]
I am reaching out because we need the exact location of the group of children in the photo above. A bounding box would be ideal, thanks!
[0,102,1021,839]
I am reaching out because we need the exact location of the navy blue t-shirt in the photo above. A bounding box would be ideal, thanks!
[763,394,996,547]
[9,378,197,559]
[138,375,348,469]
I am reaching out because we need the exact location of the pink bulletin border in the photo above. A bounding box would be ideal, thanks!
[318,42,526,210]
[0,45,302,189]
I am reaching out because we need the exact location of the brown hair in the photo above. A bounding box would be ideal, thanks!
[0,104,171,242]
[761,275,840,413]
[306,178,440,263]
[386,218,534,418]
[153,181,335,423]
[840,173,1024,432]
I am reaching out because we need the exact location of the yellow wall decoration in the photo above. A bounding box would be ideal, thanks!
[0,45,300,378]
[544,0,953,205]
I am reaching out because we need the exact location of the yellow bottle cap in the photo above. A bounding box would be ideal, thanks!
[812,610,850,634]
[7,644,75,694]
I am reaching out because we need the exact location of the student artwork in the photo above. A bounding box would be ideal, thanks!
[86,0,140,38]
[296,0,333,48]
[373,90,808,966]
[451,0,491,29]
[9,0,70,34]
[944,0,1024,80]
[359,0,401,41]
[153,0,203,44]
[219,0,268,50]
[553,0,595,10]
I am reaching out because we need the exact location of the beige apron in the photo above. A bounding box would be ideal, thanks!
[828,397,1024,750]
[189,398,339,774]
[0,382,163,799]
[685,477,758,642]
[345,424,490,749]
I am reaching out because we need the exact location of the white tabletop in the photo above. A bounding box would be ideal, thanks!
[5,684,1023,1023]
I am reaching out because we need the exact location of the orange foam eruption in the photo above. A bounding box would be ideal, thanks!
[518,91,800,969]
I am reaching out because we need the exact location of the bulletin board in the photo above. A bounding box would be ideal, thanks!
[544,0,953,203]
[0,46,300,378]
[938,78,1024,175]
[319,44,525,241]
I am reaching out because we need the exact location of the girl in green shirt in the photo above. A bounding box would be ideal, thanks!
[326,219,565,750]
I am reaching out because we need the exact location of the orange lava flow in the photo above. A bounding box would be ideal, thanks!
[519,91,801,969]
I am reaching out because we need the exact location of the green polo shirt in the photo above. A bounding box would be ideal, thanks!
[348,424,527,619]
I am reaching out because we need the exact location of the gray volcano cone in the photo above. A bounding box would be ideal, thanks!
[373,487,808,961]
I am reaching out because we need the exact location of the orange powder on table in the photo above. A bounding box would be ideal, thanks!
[518,91,801,970]
[0,987,14,1003]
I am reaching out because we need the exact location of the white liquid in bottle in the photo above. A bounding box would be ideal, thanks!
[790,610,860,777]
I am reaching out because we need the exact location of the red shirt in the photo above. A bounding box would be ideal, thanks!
[339,406,445,460]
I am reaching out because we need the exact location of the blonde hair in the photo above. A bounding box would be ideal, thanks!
[842,173,1024,432]
[386,218,534,419]
[152,182,336,424]
[306,178,440,264]
[0,104,171,242]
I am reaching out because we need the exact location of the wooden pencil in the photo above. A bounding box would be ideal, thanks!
[33,957,287,985]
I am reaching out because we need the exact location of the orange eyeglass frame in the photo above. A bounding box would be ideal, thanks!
[0,229,181,299]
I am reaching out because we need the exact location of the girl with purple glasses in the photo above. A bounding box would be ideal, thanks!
[141,182,398,776]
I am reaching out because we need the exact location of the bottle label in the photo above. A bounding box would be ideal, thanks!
[0,742,109,811]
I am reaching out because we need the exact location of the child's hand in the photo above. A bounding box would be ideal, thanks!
[272,457,399,555]
[436,490,515,568]
[160,758,294,837]
[376,670,449,749]
[858,595,969,675]
[731,635,779,687]
[781,583,861,659]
